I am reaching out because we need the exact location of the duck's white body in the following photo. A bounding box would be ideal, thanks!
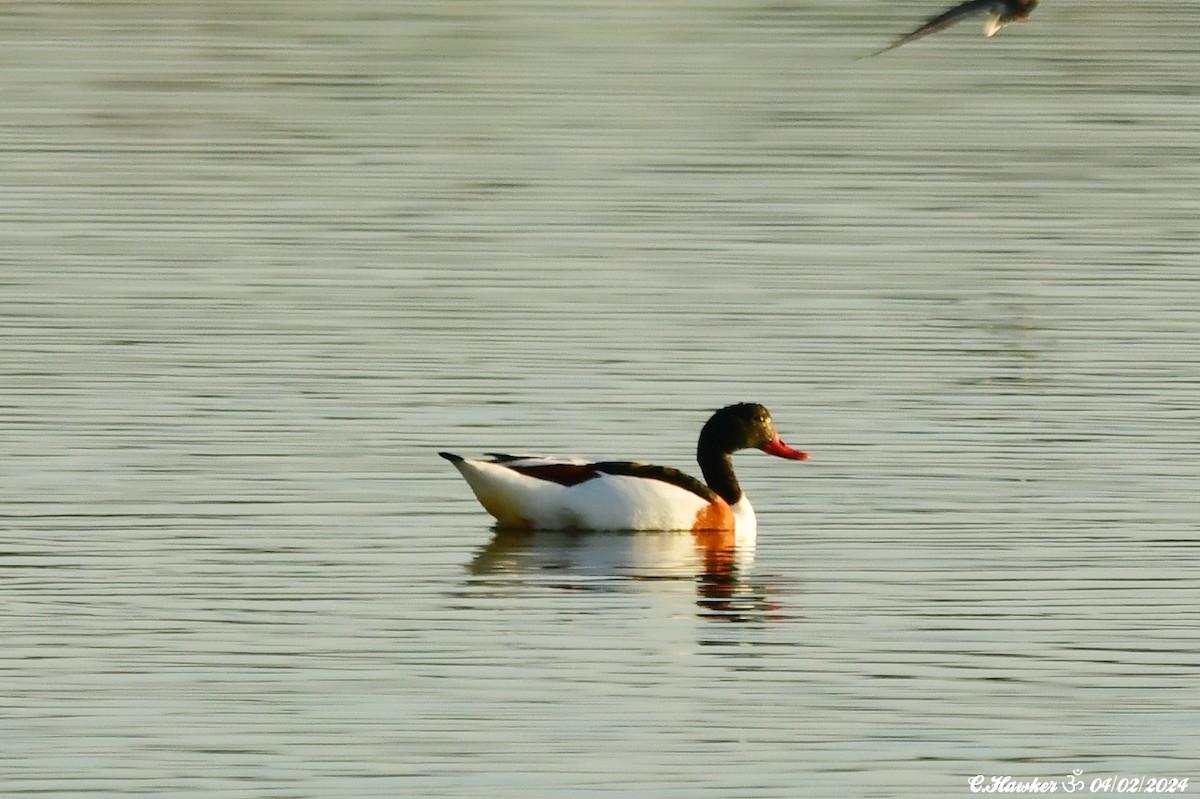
[442,454,757,537]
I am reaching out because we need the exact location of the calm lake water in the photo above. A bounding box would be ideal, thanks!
[2,1,1198,797]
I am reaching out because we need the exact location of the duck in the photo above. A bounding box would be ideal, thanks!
[439,403,808,537]
[864,0,1039,57]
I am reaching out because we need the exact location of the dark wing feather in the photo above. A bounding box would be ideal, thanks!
[594,461,720,504]
[865,0,1005,57]
[504,462,601,487]
[484,452,533,462]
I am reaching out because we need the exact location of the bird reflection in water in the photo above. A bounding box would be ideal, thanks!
[467,527,784,623]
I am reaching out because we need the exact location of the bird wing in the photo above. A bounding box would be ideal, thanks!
[482,456,718,501]
[866,0,1007,56]
[483,453,593,466]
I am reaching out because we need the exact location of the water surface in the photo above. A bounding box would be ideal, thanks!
[2,1,1198,796]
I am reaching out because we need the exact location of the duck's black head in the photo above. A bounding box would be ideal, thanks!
[698,403,808,461]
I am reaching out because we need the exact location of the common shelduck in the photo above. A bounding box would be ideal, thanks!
[439,403,808,537]
[865,0,1038,57]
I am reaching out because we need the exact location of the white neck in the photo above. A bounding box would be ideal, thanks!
[730,496,757,542]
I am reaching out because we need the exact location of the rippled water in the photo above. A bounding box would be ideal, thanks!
[2,1,1198,796]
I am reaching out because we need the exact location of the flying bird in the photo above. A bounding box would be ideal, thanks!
[864,0,1039,57]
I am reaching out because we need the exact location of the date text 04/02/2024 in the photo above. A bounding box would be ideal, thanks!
[968,772,1189,794]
